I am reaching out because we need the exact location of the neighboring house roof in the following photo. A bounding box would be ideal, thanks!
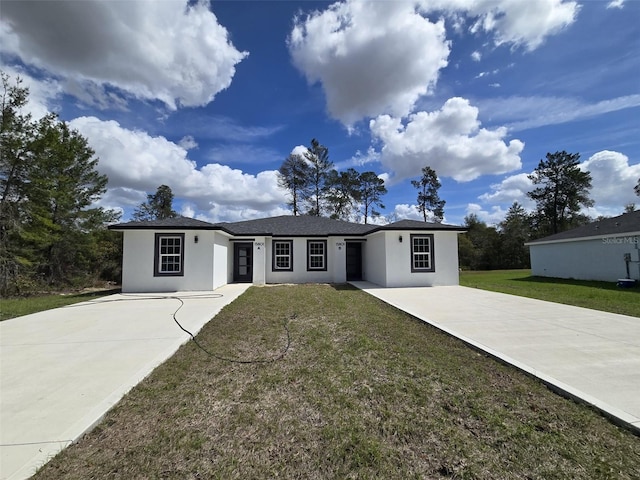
[526,210,640,245]
[110,215,467,236]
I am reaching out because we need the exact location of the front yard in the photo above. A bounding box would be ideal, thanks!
[34,284,639,479]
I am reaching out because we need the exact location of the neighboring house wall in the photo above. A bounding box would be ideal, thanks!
[529,235,640,282]
[121,229,217,292]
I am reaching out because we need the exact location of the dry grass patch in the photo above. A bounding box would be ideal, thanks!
[35,284,639,479]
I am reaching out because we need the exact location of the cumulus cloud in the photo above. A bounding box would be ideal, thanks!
[580,150,640,209]
[68,116,287,222]
[478,173,534,208]
[288,0,450,126]
[370,97,524,182]
[1,0,247,109]
[287,0,578,126]
[606,0,625,9]
[466,203,507,226]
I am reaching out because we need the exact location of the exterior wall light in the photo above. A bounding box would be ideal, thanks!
[194,235,199,244]
[399,235,403,243]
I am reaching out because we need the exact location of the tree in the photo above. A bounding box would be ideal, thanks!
[304,138,333,216]
[325,168,360,221]
[497,202,531,269]
[277,153,311,216]
[459,214,500,270]
[25,116,115,285]
[527,151,593,236]
[411,166,445,222]
[358,171,387,223]
[0,72,33,293]
[635,178,640,197]
[132,185,178,221]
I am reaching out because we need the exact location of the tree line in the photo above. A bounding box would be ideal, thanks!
[460,151,640,270]
[1,73,121,296]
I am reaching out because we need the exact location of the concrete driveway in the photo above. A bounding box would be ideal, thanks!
[353,283,640,434]
[0,284,250,480]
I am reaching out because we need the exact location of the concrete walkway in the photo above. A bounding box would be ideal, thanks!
[352,283,640,434]
[0,284,250,480]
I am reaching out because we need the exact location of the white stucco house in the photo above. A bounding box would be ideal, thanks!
[109,215,467,292]
[525,210,640,283]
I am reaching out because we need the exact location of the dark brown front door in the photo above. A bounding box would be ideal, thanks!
[346,242,362,281]
[233,243,253,283]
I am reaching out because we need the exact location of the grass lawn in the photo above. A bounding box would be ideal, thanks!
[34,284,639,479]
[0,289,120,321]
[460,269,640,317]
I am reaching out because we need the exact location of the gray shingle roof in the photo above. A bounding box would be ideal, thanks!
[527,210,640,244]
[110,216,218,230]
[110,214,466,236]
[375,219,468,232]
[215,215,373,236]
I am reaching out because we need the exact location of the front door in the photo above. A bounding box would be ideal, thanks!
[233,242,253,283]
[346,242,363,281]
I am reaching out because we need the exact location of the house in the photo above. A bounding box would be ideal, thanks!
[525,210,640,282]
[108,215,467,292]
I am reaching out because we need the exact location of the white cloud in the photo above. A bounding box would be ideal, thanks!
[471,51,482,62]
[0,0,247,110]
[478,173,534,208]
[288,0,450,126]
[580,150,640,209]
[429,0,580,51]
[465,203,507,226]
[69,116,287,222]
[370,97,524,182]
[178,136,198,151]
[606,0,625,9]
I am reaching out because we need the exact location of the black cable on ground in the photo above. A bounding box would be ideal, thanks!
[64,292,293,364]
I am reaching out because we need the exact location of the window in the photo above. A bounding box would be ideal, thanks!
[272,240,293,271]
[154,233,185,276]
[411,234,435,272]
[307,240,327,271]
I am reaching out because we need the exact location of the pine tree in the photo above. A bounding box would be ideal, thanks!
[527,151,593,236]
[411,166,445,222]
[132,185,178,221]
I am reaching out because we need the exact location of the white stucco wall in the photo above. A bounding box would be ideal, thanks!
[529,235,640,282]
[363,232,386,286]
[362,230,460,287]
[212,233,229,289]
[121,229,219,293]
[265,237,338,284]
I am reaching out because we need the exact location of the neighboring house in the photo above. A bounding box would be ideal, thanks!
[109,215,467,292]
[525,210,640,282]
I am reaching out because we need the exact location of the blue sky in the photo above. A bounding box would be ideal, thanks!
[1,0,638,225]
